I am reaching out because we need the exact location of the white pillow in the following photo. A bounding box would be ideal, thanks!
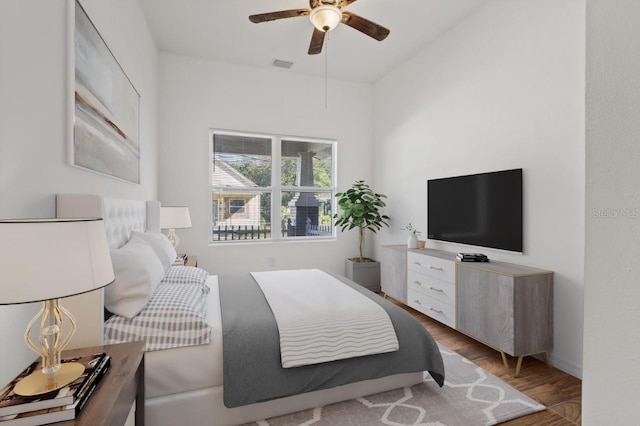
[106,236,166,319]
[130,231,177,271]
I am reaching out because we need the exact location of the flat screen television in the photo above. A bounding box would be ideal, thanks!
[427,168,523,252]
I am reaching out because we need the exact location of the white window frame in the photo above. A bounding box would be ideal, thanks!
[209,129,337,244]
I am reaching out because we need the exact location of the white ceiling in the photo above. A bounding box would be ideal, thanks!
[137,0,490,84]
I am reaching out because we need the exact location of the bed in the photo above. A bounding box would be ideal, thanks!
[56,193,444,426]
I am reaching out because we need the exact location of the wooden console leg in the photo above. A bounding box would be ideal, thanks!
[514,356,524,378]
[500,352,509,370]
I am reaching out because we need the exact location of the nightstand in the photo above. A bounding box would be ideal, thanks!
[60,341,145,425]
[185,256,198,267]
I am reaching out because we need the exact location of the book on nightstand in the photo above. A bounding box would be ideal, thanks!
[0,352,108,418]
[0,355,111,425]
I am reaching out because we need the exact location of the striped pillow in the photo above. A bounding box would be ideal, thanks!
[104,266,211,351]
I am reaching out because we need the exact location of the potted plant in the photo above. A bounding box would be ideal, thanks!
[401,223,424,249]
[334,180,390,291]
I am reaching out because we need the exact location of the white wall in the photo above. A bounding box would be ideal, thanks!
[157,53,374,276]
[0,0,157,385]
[372,0,585,377]
[583,0,640,422]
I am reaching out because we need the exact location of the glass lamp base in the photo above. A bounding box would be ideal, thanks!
[166,228,180,249]
[13,362,85,396]
[20,299,79,396]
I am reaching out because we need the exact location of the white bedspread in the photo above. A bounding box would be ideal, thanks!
[251,269,399,368]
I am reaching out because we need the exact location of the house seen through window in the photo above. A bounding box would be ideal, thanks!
[210,130,336,242]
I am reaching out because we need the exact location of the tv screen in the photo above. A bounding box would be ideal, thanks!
[427,168,523,252]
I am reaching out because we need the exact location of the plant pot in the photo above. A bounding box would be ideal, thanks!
[407,235,418,249]
[345,258,381,292]
[417,240,426,249]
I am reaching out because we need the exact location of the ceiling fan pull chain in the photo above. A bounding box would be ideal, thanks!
[325,32,329,109]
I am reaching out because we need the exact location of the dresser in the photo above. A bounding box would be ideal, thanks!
[380,245,407,303]
[382,245,553,376]
[406,250,457,329]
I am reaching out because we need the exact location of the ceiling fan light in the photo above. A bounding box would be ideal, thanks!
[310,5,342,32]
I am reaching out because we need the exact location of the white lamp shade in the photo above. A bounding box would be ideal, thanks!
[0,218,114,304]
[310,5,343,32]
[160,206,192,229]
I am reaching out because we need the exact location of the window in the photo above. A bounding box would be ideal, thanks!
[229,199,246,215]
[210,130,336,243]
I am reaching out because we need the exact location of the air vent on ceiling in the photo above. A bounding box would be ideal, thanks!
[272,59,294,69]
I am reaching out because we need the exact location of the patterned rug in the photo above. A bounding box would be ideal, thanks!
[250,345,545,426]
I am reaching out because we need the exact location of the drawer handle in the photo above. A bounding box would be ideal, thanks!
[429,286,444,292]
[413,261,422,266]
[429,266,444,271]
[413,280,422,286]
[429,307,444,314]
[413,299,422,305]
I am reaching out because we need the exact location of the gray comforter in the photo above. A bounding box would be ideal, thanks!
[218,271,445,408]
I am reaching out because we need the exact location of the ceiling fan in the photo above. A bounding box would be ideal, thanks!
[249,0,390,55]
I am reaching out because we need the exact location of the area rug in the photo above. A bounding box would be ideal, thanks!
[250,345,545,426]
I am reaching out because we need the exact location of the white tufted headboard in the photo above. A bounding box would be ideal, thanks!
[55,194,161,348]
[56,194,160,249]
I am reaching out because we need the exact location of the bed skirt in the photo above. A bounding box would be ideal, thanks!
[145,371,423,426]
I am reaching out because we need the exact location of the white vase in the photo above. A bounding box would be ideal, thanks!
[407,235,418,249]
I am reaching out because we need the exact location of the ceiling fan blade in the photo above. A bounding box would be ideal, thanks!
[312,0,358,9]
[308,28,326,55]
[249,9,310,24]
[337,0,359,7]
[341,11,390,41]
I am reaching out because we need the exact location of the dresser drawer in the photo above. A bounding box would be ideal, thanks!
[407,252,456,283]
[408,270,456,306]
[408,288,456,329]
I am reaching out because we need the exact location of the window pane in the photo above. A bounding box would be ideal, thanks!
[212,189,272,241]
[229,199,246,215]
[213,134,271,187]
[281,191,333,237]
[281,140,332,188]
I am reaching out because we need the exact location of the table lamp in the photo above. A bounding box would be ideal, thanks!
[0,218,114,396]
[160,206,192,249]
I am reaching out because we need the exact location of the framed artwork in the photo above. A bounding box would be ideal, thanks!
[73,0,140,184]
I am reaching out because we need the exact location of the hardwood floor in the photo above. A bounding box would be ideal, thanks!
[396,301,582,425]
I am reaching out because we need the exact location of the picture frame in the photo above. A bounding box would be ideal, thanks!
[72,0,140,184]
